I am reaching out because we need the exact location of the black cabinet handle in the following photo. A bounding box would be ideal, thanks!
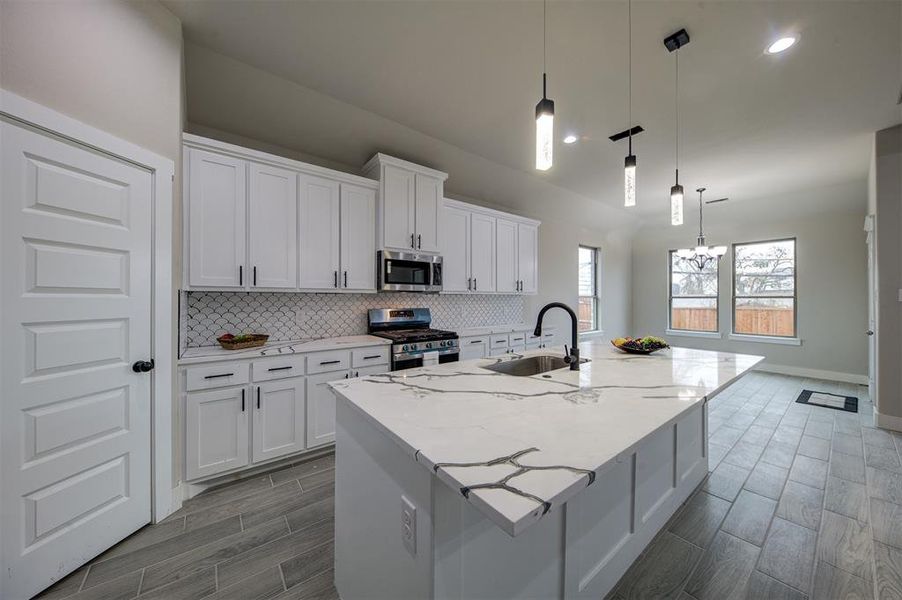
[344,372,349,378]
[204,373,235,379]
[410,233,415,248]
[473,278,477,291]
[253,266,257,286]
[241,389,245,412]
[363,354,382,360]
[470,340,482,344]
[239,265,243,286]
[417,234,422,249]
[319,360,341,365]
[467,277,472,291]
[267,366,293,372]
[333,271,338,288]
[344,271,348,288]
[256,386,261,409]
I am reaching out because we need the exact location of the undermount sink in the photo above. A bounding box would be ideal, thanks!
[482,355,588,377]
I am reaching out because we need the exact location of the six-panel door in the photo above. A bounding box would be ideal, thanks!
[186,386,249,480]
[249,163,298,288]
[253,378,307,463]
[299,173,341,289]
[340,183,376,290]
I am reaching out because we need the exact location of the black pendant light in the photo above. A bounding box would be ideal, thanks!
[624,0,636,207]
[535,0,554,171]
[664,29,690,225]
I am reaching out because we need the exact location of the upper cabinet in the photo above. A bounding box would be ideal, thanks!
[298,174,341,290]
[364,154,448,253]
[340,184,377,291]
[441,199,539,295]
[249,163,297,289]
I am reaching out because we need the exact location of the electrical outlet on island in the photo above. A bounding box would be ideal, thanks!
[401,495,416,556]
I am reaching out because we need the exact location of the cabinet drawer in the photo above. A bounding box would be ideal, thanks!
[508,332,527,345]
[252,356,306,382]
[490,335,509,348]
[352,347,390,368]
[186,362,250,392]
[462,336,489,346]
[307,350,351,374]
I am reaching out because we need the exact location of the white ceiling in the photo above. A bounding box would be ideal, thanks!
[164,0,901,224]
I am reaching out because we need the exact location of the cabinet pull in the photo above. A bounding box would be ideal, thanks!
[239,265,243,286]
[363,354,382,360]
[473,277,477,291]
[467,277,472,291]
[417,234,422,249]
[344,372,349,378]
[333,271,338,288]
[256,386,261,409]
[344,271,348,288]
[410,233,415,248]
[470,340,482,344]
[320,359,341,365]
[241,388,245,412]
[204,373,234,379]
[267,366,293,372]
[253,266,257,286]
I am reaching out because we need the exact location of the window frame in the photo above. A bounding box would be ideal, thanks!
[667,249,720,334]
[578,245,602,334]
[731,237,798,339]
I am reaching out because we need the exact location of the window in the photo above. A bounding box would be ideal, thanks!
[578,246,600,332]
[732,238,796,337]
[669,251,719,332]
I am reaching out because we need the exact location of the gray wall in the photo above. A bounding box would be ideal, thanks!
[874,125,902,423]
[631,197,868,378]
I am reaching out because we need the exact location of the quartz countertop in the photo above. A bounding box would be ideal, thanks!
[329,340,763,536]
[457,323,551,337]
[179,335,391,365]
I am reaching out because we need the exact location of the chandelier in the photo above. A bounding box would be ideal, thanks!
[675,188,727,270]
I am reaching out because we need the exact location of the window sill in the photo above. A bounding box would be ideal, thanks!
[728,333,802,346]
[579,330,605,339]
[666,329,722,340]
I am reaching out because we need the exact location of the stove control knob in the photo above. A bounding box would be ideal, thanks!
[402,345,408,352]
[426,342,432,349]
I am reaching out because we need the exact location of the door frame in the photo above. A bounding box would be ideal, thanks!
[0,89,175,522]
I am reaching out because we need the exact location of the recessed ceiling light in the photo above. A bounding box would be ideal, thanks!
[767,36,797,54]
[563,134,578,144]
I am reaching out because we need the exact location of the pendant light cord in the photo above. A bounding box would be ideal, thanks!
[675,49,680,184]
[543,0,547,81]
[628,0,632,154]
[699,193,704,240]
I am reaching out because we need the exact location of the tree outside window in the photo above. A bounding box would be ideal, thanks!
[669,251,719,332]
[733,239,796,337]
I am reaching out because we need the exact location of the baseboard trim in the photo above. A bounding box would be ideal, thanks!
[875,410,902,433]
[755,363,868,385]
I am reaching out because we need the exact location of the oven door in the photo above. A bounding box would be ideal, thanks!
[379,250,442,292]
[392,349,459,371]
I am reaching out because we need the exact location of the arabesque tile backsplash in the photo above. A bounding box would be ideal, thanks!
[182,291,526,348]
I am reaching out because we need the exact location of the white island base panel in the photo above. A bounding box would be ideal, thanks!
[335,394,708,599]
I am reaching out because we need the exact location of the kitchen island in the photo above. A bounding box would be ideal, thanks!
[329,341,763,599]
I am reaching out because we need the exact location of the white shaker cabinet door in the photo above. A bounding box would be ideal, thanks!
[299,174,340,289]
[517,223,539,294]
[460,337,489,360]
[188,148,247,288]
[440,204,470,292]
[186,387,250,481]
[306,371,348,448]
[340,184,376,291]
[248,163,297,289]
[382,164,415,251]
[252,378,307,463]
[414,173,441,253]
[496,218,518,293]
[470,212,496,293]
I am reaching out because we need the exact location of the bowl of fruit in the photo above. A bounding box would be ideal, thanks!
[216,332,269,350]
[611,336,670,355]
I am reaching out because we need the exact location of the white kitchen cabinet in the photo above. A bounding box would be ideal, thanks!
[440,205,470,292]
[185,386,249,480]
[253,378,306,462]
[517,223,539,294]
[496,218,519,293]
[249,163,297,289]
[340,184,376,290]
[306,370,348,448]
[460,336,489,360]
[414,174,442,252]
[299,173,341,289]
[187,148,247,288]
[352,364,389,378]
[495,218,539,295]
[381,164,416,251]
[470,213,496,292]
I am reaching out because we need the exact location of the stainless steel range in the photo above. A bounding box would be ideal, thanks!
[367,308,459,371]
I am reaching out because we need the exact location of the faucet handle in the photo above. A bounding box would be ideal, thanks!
[563,345,573,363]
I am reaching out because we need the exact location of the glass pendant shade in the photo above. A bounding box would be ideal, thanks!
[670,184,684,225]
[624,154,636,207]
[535,97,554,171]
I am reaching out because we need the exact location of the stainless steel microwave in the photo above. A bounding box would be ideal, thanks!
[377,250,442,292]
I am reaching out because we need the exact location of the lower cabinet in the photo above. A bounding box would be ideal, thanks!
[306,371,348,449]
[186,386,249,481]
[253,378,306,463]
[460,336,489,360]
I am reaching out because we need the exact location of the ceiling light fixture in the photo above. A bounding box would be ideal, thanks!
[563,134,578,144]
[664,28,690,225]
[535,0,554,171]
[675,188,728,270]
[624,0,636,207]
[767,36,797,54]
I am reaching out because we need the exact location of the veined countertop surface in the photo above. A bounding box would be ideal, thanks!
[457,323,555,337]
[329,340,764,536]
[178,335,391,365]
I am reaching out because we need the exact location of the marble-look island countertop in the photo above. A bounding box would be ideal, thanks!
[179,334,391,365]
[329,340,764,536]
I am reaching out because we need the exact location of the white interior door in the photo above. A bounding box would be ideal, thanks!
[866,215,877,400]
[470,213,497,293]
[298,174,340,289]
[340,183,376,291]
[1,119,152,599]
[440,205,470,292]
[249,162,297,289]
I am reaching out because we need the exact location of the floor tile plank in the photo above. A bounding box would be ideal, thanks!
[757,517,817,591]
[811,560,873,600]
[610,532,703,600]
[684,531,759,600]
[788,455,828,490]
[280,540,334,589]
[824,476,869,523]
[743,462,789,501]
[744,570,807,600]
[667,491,732,549]
[720,491,777,546]
[703,463,751,502]
[817,510,873,581]
[874,541,902,600]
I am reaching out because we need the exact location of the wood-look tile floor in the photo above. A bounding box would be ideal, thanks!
[34,373,902,600]
[609,372,902,600]
[36,452,338,600]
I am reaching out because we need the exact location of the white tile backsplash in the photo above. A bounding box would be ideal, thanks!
[183,291,526,348]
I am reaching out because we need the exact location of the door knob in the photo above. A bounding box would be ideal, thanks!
[132,359,155,373]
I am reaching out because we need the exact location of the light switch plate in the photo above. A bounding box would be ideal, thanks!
[401,495,416,556]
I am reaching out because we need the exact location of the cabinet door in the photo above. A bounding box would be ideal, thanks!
[188,148,247,288]
[470,213,496,293]
[517,223,539,294]
[185,386,249,480]
[496,218,518,293]
[382,165,415,250]
[298,174,340,289]
[440,205,470,292]
[249,163,297,289]
[252,378,306,463]
[414,174,441,252]
[460,337,488,360]
[306,371,348,448]
[340,184,376,291]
